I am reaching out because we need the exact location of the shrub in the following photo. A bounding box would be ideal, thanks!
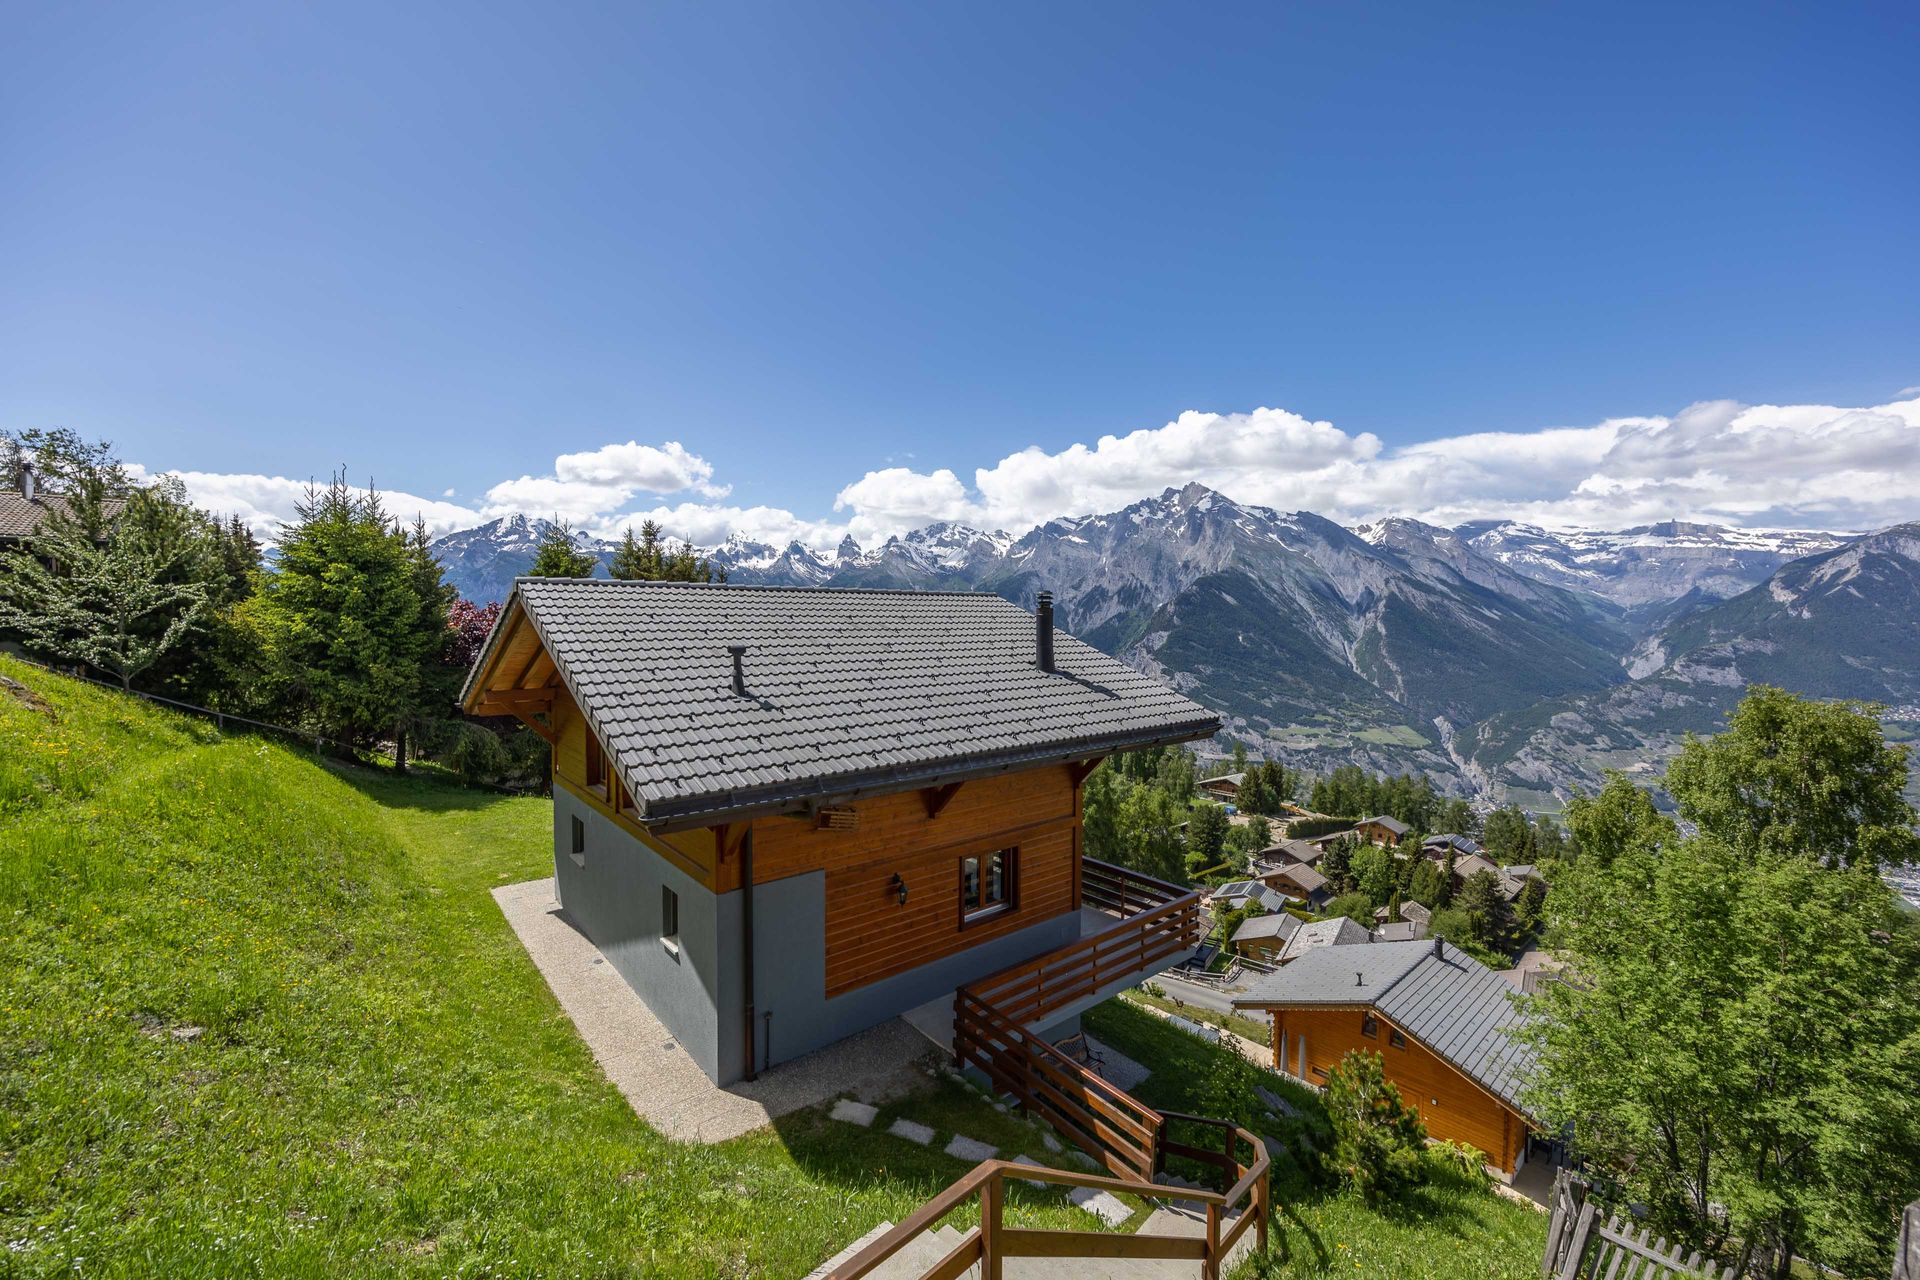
[1323,1049,1428,1203]
[1427,1138,1490,1186]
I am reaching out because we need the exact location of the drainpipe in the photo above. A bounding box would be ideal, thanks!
[741,826,758,1082]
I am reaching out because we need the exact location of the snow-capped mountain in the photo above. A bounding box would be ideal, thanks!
[1456,519,1850,614]
[427,495,1914,806]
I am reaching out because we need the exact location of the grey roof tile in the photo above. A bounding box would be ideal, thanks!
[491,579,1220,825]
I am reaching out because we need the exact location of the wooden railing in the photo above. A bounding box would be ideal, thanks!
[1081,857,1191,919]
[953,988,1164,1180]
[825,1139,1270,1280]
[965,885,1201,1030]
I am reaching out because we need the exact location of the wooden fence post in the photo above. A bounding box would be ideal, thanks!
[979,1173,1002,1280]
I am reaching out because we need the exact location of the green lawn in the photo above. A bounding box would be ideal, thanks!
[1,657,1544,1278]
[0,659,1094,1278]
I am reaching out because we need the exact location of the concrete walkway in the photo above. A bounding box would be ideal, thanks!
[494,877,930,1143]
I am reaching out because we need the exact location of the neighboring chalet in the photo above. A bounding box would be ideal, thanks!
[1234,938,1540,1179]
[1263,837,1327,866]
[0,464,122,556]
[1230,912,1301,963]
[1253,860,1331,911]
[1454,852,1527,901]
[1399,900,1432,930]
[460,580,1220,1086]
[1211,880,1293,915]
[1354,815,1411,846]
[1372,920,1426,943]
[1422,832,1482,859]
[1276,915,1370,963]
[1198,771,1244,803]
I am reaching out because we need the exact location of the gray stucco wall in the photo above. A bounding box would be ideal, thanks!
[550,796,1087,1086]
[551,788,738,1085]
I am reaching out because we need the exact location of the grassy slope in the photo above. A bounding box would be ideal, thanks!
[1083,1002,1547,1280]
[0,659,1095,1278]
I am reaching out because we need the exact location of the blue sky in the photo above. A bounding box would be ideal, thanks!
[3,1,1917,545]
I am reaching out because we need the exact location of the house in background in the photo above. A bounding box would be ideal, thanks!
[1210,879,1293,916]
[461,580,1219,1086]
[1453,852,1527,901]
[1254,860,1331,911]
[1422,832,1483,860]
[0,464,124,558]
[1354,815,1411,846]
[1198,771,1244,803]
[1262,837,1327,866]
[1234,938,1540,1179]
[1276,914,1370,963]
[1399,900,1432,931]
[1230,912,1301,963]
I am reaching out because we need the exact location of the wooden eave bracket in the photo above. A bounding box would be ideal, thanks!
[921,781,964,820]
[1066,758,1104,788]
[714,821,751,863]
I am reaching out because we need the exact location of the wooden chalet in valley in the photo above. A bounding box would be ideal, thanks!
[1233,938,1540,1178]
[460,579,1221,1087]
[1353,814,1411,846]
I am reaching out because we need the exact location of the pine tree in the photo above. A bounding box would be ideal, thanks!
[530,518,598,578]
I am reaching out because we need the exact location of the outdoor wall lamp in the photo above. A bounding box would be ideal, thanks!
[891,873,909,907]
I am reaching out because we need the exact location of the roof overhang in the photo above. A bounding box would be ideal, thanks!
[459,581,1221,833]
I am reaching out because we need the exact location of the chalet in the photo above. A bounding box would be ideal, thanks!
[1261,837,1325,866]
[1211,880,1293,915]
[1230,912,1301,963]
[1276,915,1370,963]
[1453,852,1526,900]
[1422,832,1482,860]
[1399,900,1432,929]
[1234,938,1539,1179]
[0,465,123,553]
[460,580,1220,1086]
[1354,815,1410,846]
[1254,860,1331,910]
[1499,949,1565,995]
[1372,920,1426,943]
[1197,771,1244,802]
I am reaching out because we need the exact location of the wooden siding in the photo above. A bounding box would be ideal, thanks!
[550,695,1089,997]
[1235,935,1287,964]
[1266,1005,1526,1173]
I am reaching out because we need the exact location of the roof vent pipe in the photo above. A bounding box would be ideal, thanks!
[19,462,34,502]
[1433,936,1444,958]
[1355,971,1364,987]
[1035,592,1055,672]
[727,644,747,697]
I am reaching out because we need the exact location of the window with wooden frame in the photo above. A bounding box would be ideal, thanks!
[1361,1012,1380,1039]
[569,815,586,867]
[960,848,1016,923]
[1389,1028,1407,1050]
[584,734,607,798]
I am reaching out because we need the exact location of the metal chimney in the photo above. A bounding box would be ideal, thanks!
[1035,592,1055,672]
[727,644,747,696]
[20,462,34,502]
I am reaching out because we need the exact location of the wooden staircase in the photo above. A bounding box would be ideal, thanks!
[823,862,1271,1280]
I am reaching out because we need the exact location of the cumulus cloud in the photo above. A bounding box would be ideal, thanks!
[826,395,1920,541]
[144,468,483,540]
[136,392,1920,553]
[479,439,727,522]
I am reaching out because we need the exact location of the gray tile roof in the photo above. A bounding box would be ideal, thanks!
[485,579,1220,827]
[1372,920,1426,943]
[1232,938,1537,1112]
[0,493,124,540]
[1213,881,1293,914]
[1360,815,1410,837]
[1279,915,1371,962]
[1231,913,1302,944]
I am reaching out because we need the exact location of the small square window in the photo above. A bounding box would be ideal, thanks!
[661,886,681,957]
[569,815,586,867]
[1389,1029,1407,1050]
[1361,1013,1379,1039]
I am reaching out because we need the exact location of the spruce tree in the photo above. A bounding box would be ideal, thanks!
[529,518,598,578]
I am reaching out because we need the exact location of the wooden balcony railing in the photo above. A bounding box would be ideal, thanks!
[1080,857,1191,919]
[964,867,1200,1032]
[824,1137,1270,1280]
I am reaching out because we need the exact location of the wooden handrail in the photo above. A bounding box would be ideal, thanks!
[825,1140,1271,1280]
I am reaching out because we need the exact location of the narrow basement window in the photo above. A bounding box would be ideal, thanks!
[569,815,586,867]
[661,885,680,957]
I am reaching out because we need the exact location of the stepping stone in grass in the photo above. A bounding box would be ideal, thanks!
[1012,1155,1051,1187]
[1068,1186,1132,1226]
[830,1099,878,1127]
[1040,1131,1062,1153]
[1066,1150,1098,1169]
[944,1134,998,1162]
[887,1118,936,1145]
